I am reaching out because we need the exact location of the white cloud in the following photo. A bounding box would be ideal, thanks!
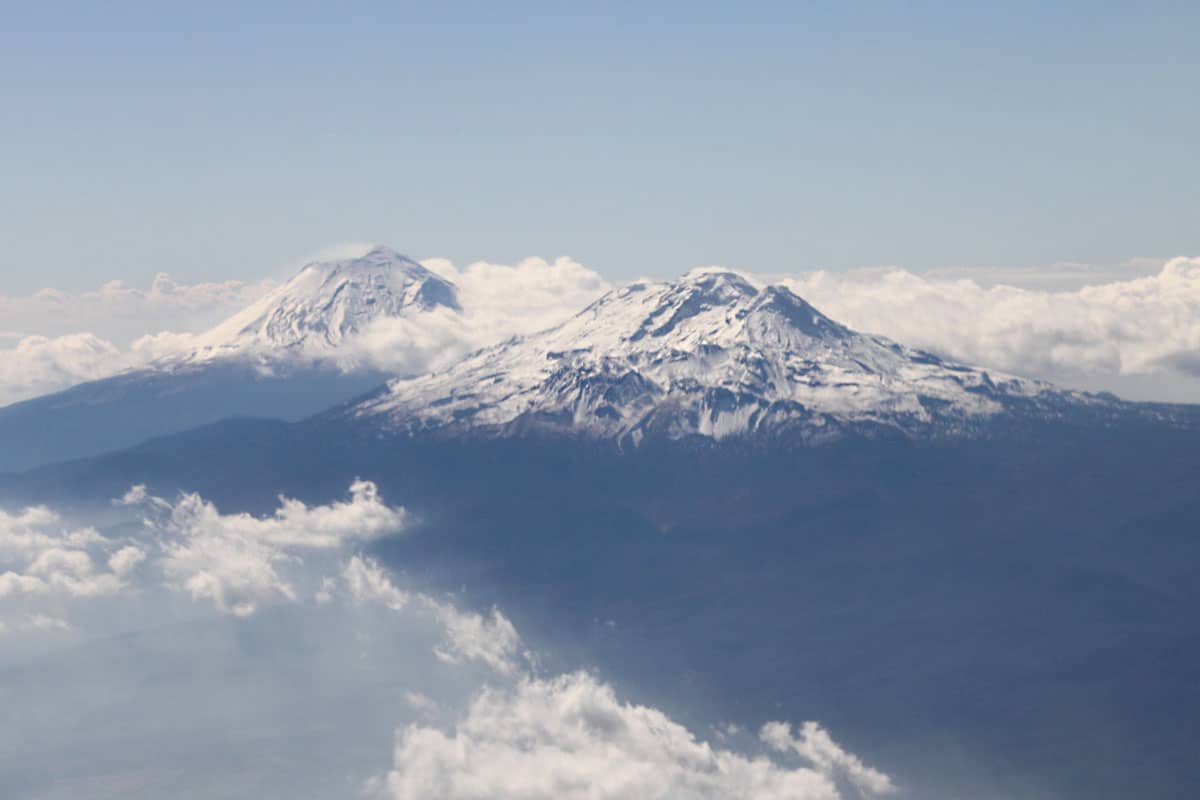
[107,544,148,577]
[107,482,519,676]
[761,721,895,796]
[0,328,231,407]
[779,256,1200,400]
[433,255,612,338]
[429,602,522,675]
[159,515,299,616]
[343,553,413,611]
[341,554,522,674]
[0,489,893,800]
[138,480,406,616]
[368,671,888,800]
[0,333,128,407]
[919,258,1165,292]
[154,479,406,550]
[0,272,276,405]
[0,504,137,605]
[340,307,482,377]
[0,505,105,558]
[341,256,612,377]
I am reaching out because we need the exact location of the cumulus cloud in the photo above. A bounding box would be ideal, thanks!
[340,307,483,377]
[1,481,523,681]
[0,487,895,800]
[0,503,141,607]
[139,479,407,550]
[431,256,612,338]
[368,671,887,800]
[108,482,521,674]
[340,256,612,378]
[127,480,405,616]
[0,333,127,407]
[0,492,504,798]
[779,256,1200,400]
[0,328,241,407]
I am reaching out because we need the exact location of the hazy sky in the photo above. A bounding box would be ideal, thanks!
[3,1,1198,293]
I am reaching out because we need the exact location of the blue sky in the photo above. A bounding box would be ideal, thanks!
[3,1,1198,292]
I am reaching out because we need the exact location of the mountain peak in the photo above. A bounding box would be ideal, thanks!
[182,246,461,361]
[347,270,1063,443]
[678,266,760,292]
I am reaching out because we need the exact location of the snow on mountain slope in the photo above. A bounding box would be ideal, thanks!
[348,268,1102,443]
[175,245,462,365]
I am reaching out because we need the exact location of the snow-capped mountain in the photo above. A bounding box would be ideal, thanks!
[0,246,462,472]
[168,245,462,365]
[348,268,1104,443]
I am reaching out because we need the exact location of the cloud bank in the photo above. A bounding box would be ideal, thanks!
[0,333,133,408]
[371,671,889,800]
[773,256,1200,401]
[0,486,892,800]
[0,503,142,618]
[0,273,277,405]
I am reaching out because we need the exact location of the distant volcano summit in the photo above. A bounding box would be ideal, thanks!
[0,246,464,472]
[173,245,462,364]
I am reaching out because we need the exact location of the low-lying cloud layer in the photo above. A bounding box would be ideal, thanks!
[780,257,1200,401]
[0,272,277,405]
[0,485,892,800]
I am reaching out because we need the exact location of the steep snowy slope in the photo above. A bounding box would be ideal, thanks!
[166,245,461,364]
[349,268,1109,442]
